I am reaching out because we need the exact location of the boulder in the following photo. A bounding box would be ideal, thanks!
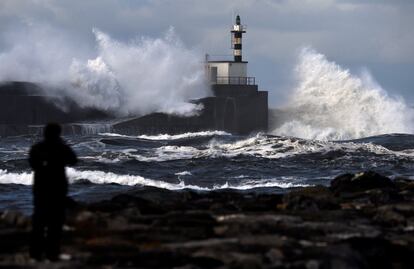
[0,210,30,228]
[330,171,395,195]
[282,186,339,211]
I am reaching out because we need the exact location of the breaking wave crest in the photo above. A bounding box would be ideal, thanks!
[272,48,414,140]
[95,133,413,163]
[0,168,309,190]
[99,130,231,140]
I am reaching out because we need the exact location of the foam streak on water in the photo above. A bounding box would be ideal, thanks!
[273,48,414,140]
[0,168,309,190]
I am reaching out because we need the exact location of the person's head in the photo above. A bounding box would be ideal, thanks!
[43,123,62,141]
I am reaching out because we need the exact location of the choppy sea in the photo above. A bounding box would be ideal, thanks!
[1,131,414,214]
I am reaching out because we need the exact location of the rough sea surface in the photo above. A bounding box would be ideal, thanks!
[1,130,414,214]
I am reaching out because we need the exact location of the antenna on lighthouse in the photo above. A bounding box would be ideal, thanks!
[231,14,246,62]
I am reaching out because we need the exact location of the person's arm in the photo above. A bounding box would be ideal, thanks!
[28,145,41,170]
[64,145,78,166]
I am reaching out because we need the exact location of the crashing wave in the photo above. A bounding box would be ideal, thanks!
[272,48,414,140]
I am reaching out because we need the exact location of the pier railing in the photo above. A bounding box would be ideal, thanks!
[212,76,256,85]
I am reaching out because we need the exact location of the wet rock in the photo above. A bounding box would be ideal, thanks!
[282,186,339,211]
[265,248,284,266]
[375,207,406,227]
[365,188,401,204]
[226,252,263,269]
[155,211,216,227]
[306,260,321,269]
[107,215,130,230]
[330,171,396,195]
[374,203,414,227]
[73,210,107,232]
[0,210,30,228]
[89,193,167,215]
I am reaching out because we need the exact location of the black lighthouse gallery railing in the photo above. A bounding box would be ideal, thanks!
[212,76,256,85]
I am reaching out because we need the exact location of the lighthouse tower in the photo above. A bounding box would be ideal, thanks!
[206,15,252,85]
[231,15,246,62]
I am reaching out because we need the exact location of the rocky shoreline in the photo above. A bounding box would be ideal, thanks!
[1,171,414,268]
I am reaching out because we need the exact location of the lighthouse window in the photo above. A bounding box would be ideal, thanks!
[234,50,241,56]
[233,38,241,44]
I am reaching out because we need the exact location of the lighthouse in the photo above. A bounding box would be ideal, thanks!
[231,15,246,62]
[203,14,268,134]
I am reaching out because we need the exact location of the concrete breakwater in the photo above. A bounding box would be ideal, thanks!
[0,81,268,137]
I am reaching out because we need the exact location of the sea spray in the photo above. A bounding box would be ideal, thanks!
[272,48,414,140]
[0,24,210,116]
[68,28,210,116]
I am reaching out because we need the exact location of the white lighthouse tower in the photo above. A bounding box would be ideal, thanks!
[206,15,253,85]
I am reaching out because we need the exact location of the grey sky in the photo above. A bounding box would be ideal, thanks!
[0,0,413,107]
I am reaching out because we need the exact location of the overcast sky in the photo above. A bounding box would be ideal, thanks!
[0,0,413,107]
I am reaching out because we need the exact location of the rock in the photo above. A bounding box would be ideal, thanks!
[282,186,339,211]
[155,211,216,227]
[265,248,284,266]
[226,252,263,269]
[306,260,321,269]
[365,188,401,204]
[74,210,107,231]
[107,215,130,230]
[0,210,30,228]
[375,207,406,227]
[75,210,95,223]
[173,265,201,269]
[374,203,414,227]
[330,171,396,195]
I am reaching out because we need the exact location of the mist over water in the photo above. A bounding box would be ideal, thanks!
[272,48,414,141]
[0,25,210,116]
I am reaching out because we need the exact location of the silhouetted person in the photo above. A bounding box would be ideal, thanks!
[28,123,77,261]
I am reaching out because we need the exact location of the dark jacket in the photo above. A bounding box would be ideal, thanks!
[29,138,77,203]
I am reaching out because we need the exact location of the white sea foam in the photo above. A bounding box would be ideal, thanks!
[213,180,310,190]
[175,171,193,176]
[0,168,309,190]
[0,169,32,185]
[272,48,414,140]
[99,130,231,140]
[95,133,414,163]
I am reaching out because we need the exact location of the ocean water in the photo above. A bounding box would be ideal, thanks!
[1,131,414,214]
